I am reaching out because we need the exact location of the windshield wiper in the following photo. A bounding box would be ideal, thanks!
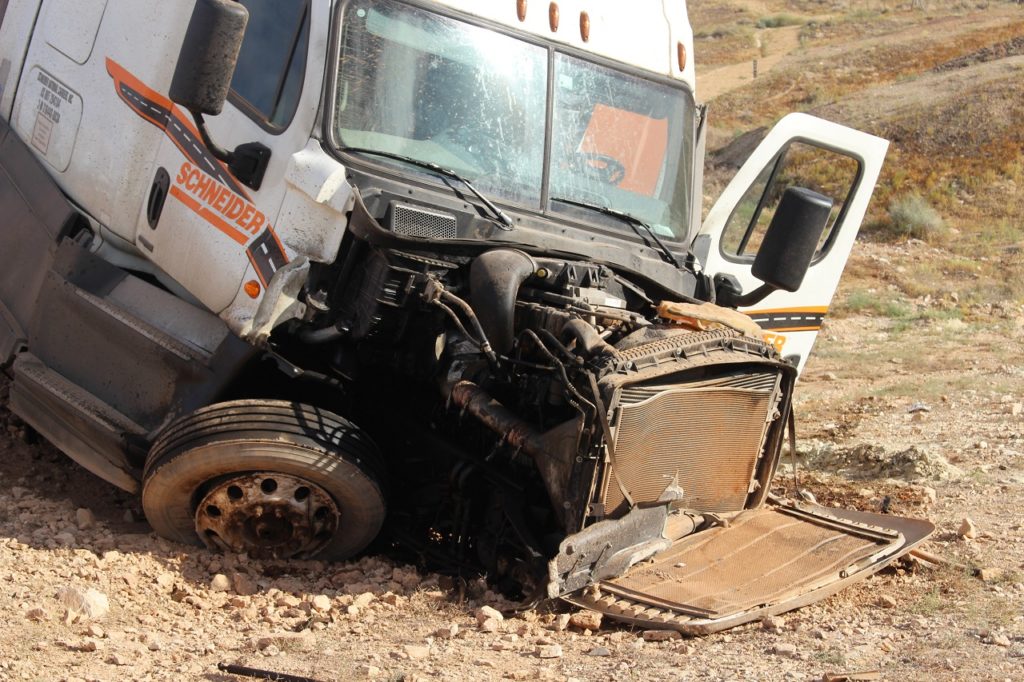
[551,197,681,268]
[339,147,514,231]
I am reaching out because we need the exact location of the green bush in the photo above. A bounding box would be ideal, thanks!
[887,193,947,241]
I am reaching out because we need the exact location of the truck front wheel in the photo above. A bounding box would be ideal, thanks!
[142,400,386,560]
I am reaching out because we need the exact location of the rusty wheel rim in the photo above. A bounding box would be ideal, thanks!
[194,472,340,559]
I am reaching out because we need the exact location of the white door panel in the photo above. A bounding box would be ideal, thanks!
[698,113,888,373]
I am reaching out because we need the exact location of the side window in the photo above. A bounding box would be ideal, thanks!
[721,141,860,260]
[229,0,310,131]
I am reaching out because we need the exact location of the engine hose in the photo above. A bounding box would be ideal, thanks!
[297,324,346,344]
[438,290,497,364]
[519,329,595,418]
[432,300,479,347]
[538,329,579,364]
[449,381,548,460]
[561,318,620,359]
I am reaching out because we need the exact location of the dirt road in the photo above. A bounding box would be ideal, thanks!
[697,24,804,101]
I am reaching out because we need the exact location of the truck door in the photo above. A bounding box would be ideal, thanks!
[131,0,314,314]
[695,113,888,373]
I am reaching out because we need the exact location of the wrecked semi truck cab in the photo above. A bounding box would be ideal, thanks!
[0,0,932,632]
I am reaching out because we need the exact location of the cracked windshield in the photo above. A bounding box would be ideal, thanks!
[334,0,693,238]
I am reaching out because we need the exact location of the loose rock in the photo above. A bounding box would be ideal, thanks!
[570,610,603,631]
[75,508,95,531]
[475,605,504,624]
[404,644,430,660]
[255,631,316,653]
[977,567,1004,582]
[25,607,47,622]
[536,644,563,658]
[642,630,681,642]
[352,592,375,608]
[958,518,978,539]
[54,531,76,546]
[231,572,259,596]
[877,595,898,608]
[57,586,110,622]
[433,624,459,639]
[312,594,332,612]
[587,646,611,657]
[106,653,130,666]
[210,574,232,592]
[773,643,798,657]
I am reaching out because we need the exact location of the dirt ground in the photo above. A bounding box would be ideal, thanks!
[3,2,1024,681]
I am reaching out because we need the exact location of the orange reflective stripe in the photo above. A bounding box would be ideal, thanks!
[744,306,829,315]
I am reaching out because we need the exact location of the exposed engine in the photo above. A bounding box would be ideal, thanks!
[283,201,796,598]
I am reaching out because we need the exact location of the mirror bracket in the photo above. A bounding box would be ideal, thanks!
[714,273,776,308]
[191,111,271,190]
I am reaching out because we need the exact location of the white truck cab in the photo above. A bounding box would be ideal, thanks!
[0,0,929,633]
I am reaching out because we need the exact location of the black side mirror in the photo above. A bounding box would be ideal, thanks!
[168,0,270,191]
[169,0,249,116]
[752,186,833,292]
[716,186,833,307]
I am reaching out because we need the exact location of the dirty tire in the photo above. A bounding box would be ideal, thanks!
[142,400,386,560]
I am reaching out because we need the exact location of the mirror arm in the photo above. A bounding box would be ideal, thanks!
[191,110,234,164]
[714,273,776,308]
[188,109,272,191]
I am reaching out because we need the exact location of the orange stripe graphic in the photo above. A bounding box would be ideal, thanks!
[169,185,248,245]
[745,306,829,315]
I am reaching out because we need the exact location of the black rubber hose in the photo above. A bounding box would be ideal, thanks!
[470,249,536,356]
[561,318,619,359]
[297,324,345,344]
[438,290,497,364]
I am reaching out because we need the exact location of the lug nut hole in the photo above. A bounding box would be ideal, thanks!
[260,478,278,494]
[295,486,310,502]
[314,506,329,520]
[206,505,221,517]
[227,485,244,500]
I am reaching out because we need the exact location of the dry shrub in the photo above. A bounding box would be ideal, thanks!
[886,193,946,241]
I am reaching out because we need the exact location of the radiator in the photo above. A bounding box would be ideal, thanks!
[599,369,782,517]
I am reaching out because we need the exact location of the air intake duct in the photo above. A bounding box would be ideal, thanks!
[470,249,535,356]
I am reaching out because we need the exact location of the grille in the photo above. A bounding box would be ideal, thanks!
[390,203,457,239]
[600,370,781,517]
[600,507,898,618]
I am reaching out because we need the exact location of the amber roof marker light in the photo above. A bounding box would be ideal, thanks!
[580,11,590,42]
[677,41,687,72]
[549,2,559,32]
[517,0,527,22]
